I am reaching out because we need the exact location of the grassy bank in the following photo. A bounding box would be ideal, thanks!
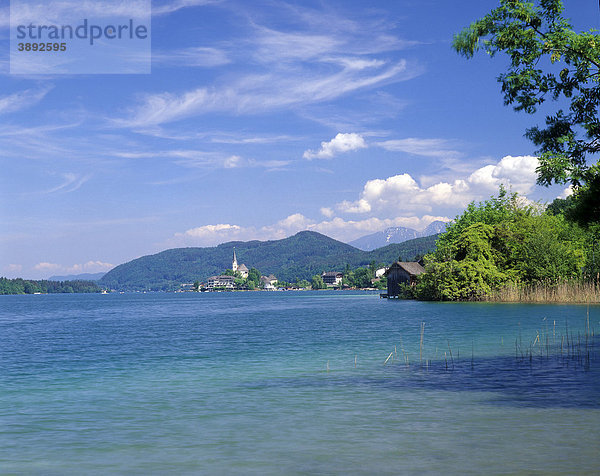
[486,280,600,304]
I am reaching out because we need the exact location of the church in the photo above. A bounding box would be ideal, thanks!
[232,249,249,278]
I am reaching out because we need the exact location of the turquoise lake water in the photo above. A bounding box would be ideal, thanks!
[1,291,599,474]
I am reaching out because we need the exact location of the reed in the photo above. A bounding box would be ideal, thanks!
[512,315,598,371]
[419,322,425,367]
[485,279,600,303]
[447,340,455,370]
[399,337,409,367]
[371,313,596,376]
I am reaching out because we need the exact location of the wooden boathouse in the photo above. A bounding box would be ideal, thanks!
[381,261,425,298]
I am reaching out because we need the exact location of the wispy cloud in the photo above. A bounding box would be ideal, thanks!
[153,0,222,15]
[152,47,230,68]
[0,88,51,115]
[0,0,221,28]
[0,121,81,137]
[374,138,462,159]
[42,173,91,195]
[3,0,150,28]
[250,27,344,63]
[0,0,220,30]
[257,3,420,55]
[113,149,291,170]
[115,4,421,128]
[116,60,414,127]
[210,134,300,145]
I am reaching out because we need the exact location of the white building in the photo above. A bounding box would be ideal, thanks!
[206,275,235,289]
[261,275,277,289]
[322,272,343,287]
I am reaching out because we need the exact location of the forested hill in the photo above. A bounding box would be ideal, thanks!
[100,231,438,291]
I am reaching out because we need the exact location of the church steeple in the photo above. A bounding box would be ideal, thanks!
[232,248,238,272]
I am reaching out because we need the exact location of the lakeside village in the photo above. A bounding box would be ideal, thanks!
[182,249,424,295]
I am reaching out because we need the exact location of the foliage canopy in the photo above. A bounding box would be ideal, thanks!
[416,189,589,300]
[453,0,600,225]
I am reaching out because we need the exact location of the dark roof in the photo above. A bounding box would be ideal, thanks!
[322,271,343,277]
[384,262,425,277]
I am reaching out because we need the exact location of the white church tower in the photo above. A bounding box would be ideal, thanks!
[232,248,238,272]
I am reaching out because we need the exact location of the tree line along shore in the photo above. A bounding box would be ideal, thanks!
[0,278,101,295]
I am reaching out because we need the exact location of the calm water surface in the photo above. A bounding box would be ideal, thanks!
[1,291,599,474]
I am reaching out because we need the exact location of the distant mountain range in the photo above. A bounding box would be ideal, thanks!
[348,220,449,251]
[100,231,439,292]
[49,272,107,282]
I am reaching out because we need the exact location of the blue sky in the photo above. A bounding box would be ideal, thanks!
[0,0,596,279]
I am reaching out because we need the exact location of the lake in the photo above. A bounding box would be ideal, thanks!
[1,291,598,474]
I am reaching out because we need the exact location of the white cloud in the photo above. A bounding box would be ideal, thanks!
[301,134,461,162]
[170,215,315,247]
[467,155,539,194]
[0,88,50,115]
[5,264,23,273]
[65,261,115,274]
[223,155,243,168]
[168,213,451,248]
[303,133,367,159]
[32,260,114,276]
[320,207,335,218]
[558,186,574,199]
[337,155,541,216]
[181,224,242,236]
[174,224,245,246]
[310,215,450,242]
[337,173,421,214]
[260,214,315,238]
[35,262,62,271]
